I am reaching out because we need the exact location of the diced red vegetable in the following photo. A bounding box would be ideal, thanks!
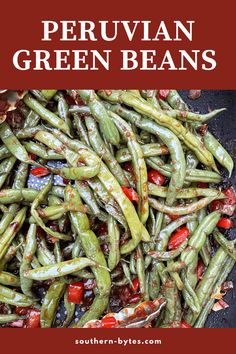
[130,277,140,292]
[217,218,233,229]
[30,167,50,177]
[148,169,165,186]
[196,259,205,281]
[223,187,236,205]
[101,316,117,328]
[197,182,208,188]
[15,306,31,316]
[159,90,170,100]
[128,294,141,304]
[25,309,40,328]
[68,282,84,304]
[210,200,223,212]
[168,226,190,250]
[180,321,192,328]
[120,286,132,306]
[121,186,139,203]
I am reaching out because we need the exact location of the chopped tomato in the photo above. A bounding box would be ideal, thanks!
[15,306,31,316]
[25,309,40,328]
[210,200,223,212]
[130,277,140,292]
[30,167,50,177]
[159,90,170,100]
[196,259,205,281]
[168,227,190,250]
[223,187,236,205]
[121,186,139,203]
[217,218,233,229]
[68,282,84,304]
[101,316,117,328]
[148,169,165,186]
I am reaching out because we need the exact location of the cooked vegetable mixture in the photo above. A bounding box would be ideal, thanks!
[0,89,235,328]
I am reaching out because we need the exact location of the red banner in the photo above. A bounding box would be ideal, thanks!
[1,0,236,88]
[0,328,235,354]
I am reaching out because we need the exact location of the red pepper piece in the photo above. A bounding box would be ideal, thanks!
[121,186,139,203]
[196,259,205,281]
[25,309,41,328]
[130,277,140,292]
[159,90,170,100]
[217,218,233,229]
[223,187,236,205]
[30,167,50,177]
[15,306,31,316]
[210,200,223,212]
[168,226,190,250]
[68,282,84,304]
[148,169,165,186]
[180,321,192,328]
[101,316,117,328]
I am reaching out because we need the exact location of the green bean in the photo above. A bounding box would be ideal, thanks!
[116,143,169,163]
[73,113,91,146]
[0,271,20,287]
[109,111,149,223]
[148,184,225,199]
[75,90,120,145]
[0,123,29,163]
[163,108,226,123]
[136,245,147,299]
[20,224,37,297]
[85,116,129,186]
[203,130,234,176]
[12,163,29,190]
[0,207,27,260]
[149,195,220,215]
[65,185,111,327]
[107,216,120,271]
[62,289,75,327]
[149,239,188,261]
[0,284,34,307]
[24,141,64,160]
[0,157,16,189]
[0,145,11,160]
[23,94,71,136]
[121,261,133,288]
[40,280,66,328]
[53,162,101,181]
[149,263,161,300]
[194,257,235,328]
[75,181,100,216]
[41,90,57,100]
[24,257,99,281]
[213,230,236,261]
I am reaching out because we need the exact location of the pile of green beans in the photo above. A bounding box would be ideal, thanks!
[0,89,235,329]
